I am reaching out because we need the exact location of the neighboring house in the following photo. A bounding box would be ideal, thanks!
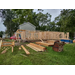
[2,33,10,38]
[19,22,36,30]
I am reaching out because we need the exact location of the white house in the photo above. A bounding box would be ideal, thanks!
[19,22,36,30]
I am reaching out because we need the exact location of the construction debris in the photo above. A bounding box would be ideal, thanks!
[52,40,65,52]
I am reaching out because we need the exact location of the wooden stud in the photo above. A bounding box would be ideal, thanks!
[12,46,13,52]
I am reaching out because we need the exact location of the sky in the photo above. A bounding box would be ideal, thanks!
[0,9,61,31]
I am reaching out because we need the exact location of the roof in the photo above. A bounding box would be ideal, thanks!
[19,22,36,28]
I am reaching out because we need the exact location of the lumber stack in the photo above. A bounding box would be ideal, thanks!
[35,42,54,47]
[26,43,47,52]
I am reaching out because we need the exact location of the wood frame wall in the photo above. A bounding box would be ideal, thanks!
[16,29,69,41]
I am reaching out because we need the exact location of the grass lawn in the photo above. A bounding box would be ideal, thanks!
[0,42,75,65]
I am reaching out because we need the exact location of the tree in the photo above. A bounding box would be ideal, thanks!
[54,9,75,39]
[0,31,4,38]
[0,9,19,36]
[12,9,52,31]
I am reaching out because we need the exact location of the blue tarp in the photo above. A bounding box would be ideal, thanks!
[60,39,73,43]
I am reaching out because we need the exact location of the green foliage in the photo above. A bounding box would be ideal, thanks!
[0,31,4,37]
[12,9,52,31]
[54,9,75,38]
[0,9,19,36]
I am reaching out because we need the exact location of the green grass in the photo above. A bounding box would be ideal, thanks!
[3,39,14,42]
[0,43,75,65]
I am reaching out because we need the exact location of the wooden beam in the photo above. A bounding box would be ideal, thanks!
[21,45,30,55]
[12,46,13,52]
[46,40,55,44]
[39,38,44,42]
[36,42,54,46]
[0,40,2,49]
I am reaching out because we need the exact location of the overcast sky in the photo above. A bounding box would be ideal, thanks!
[0,9,61,31]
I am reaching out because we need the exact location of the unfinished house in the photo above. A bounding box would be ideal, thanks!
[16,29,69,41]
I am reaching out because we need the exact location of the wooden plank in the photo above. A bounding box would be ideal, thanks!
[0,40,2,49]
[46,40,55,44]
[29,43,47,50]
[36,42,54,46]
[40,38,44,42]
[26,44,44,51]
[67,32,69,39]
[12,46,13,52]
[21,45,30,55]
[2,42,13,44]
[1,48,8,54]
[1,45,13,47]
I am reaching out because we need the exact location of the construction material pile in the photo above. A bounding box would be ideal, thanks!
[52,40,65,52]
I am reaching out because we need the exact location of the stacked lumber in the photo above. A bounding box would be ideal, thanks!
[35,42,54,47]
[26,43,47,52]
